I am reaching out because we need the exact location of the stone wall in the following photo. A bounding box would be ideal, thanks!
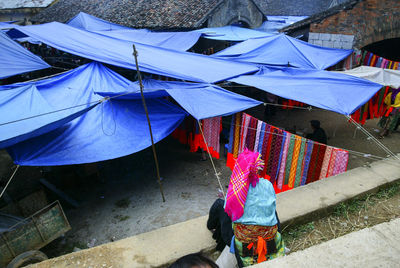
[308,33,354,49]
[207,0,264,28]
[309,0,400,49]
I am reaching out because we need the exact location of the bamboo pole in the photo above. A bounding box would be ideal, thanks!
[132,44,165,202]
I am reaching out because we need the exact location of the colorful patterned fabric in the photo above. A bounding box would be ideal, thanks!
[235,231,285,266]
[294,137,306,188]
[228,115,235,154]
[265,127,278,178]
[300,140,314,186]
[332,149,349,176]
[202,116,221,158]
[288,136,301,188]
[319,147,333,180]
[225,149,264,221]
[271,129,284,183]
[326,148,338,178]
[233,113,242,158]
[269,128,284,184]
[284,134,296,185]
[234,223,278,243]
[258,123,266,154]
[226,113,349,194]
[261,125,271,160]
[312,144,327,182]
[240,114,250,154]
[254,120,263,152]
[246,117,257,150]
[277,132,290,189]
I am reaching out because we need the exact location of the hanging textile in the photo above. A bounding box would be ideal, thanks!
[226,113,349,194]
[350,51,400,124]
[171,116,222,159]
[202,116,222,159]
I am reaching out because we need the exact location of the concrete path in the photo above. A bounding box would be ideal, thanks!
[28,156,400,267]
[251,218,400,268]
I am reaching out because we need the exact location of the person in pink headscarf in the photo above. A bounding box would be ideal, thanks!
[225,149,285,267]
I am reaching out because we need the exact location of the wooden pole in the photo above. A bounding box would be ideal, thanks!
[132,44,165,202]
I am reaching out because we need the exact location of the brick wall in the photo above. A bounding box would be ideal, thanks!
[309,0,400,49]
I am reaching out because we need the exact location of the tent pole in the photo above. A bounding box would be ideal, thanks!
[0,165,19,200]
[132,44,166,202]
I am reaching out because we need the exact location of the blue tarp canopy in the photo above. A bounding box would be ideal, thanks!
[194,25,272,41]
[68,12,201,51]
[67,11,136,31]
[257,16,308,34]
[0,22,15,29]
[1,62,187,165]
[91,30,201,52]
[213,34,353,70]
[0,84,99,148]
[229,66,383,115]
[97,79,262,120]
[14,22,257,83]
[0,31,50,79]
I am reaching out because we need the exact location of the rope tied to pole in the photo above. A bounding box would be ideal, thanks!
[0,165,20,200]
[197,120,225,198]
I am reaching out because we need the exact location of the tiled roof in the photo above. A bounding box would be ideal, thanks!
[32,0,223,29]
[253,0,349,16]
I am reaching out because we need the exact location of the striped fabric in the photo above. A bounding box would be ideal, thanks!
[226,113,349,193]
[319,147,333,180]
[300,140,314,186]
[288,136,301,188]
[258,123,266,154]
[233,113,242,158]
[294,138,306,188]
[228,115,235,154]
[332,149,349,175]
[277,132,290,189]
[254,120,263,152]
[284,134,296,185]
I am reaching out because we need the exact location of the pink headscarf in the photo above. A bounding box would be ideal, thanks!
[225,149,264,221]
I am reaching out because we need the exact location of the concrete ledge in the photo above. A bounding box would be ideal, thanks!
[251,218,400,267]
[29,157,400,268]
[277,157,400,227]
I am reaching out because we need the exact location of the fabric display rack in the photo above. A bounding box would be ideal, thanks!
[226,113,349,194]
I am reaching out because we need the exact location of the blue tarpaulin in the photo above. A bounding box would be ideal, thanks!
[2,62,187,165]
[0,31,50,79]
[257,16,308,34]
[194,25,272,41]
[68,12,201,51]
[0,84,99,148]
[229,66,383,115]
[97,79,262,120]
[213,34,353,70]
[67,12,136,31]
[14,22,257,83]
[92,30,202,52]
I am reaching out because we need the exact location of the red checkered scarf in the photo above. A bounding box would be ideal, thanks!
[225,149,264,221]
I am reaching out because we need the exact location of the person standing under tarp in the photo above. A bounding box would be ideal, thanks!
[378,88,400,138]
[306,120,327,144]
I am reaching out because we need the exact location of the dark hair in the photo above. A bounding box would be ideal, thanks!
[169,253,219,268]
[310,120,320,128]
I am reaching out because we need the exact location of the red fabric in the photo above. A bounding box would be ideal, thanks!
[261,128,274,177]
[226,153,236,170]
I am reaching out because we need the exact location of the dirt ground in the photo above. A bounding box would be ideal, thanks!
[1,106,400,258]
